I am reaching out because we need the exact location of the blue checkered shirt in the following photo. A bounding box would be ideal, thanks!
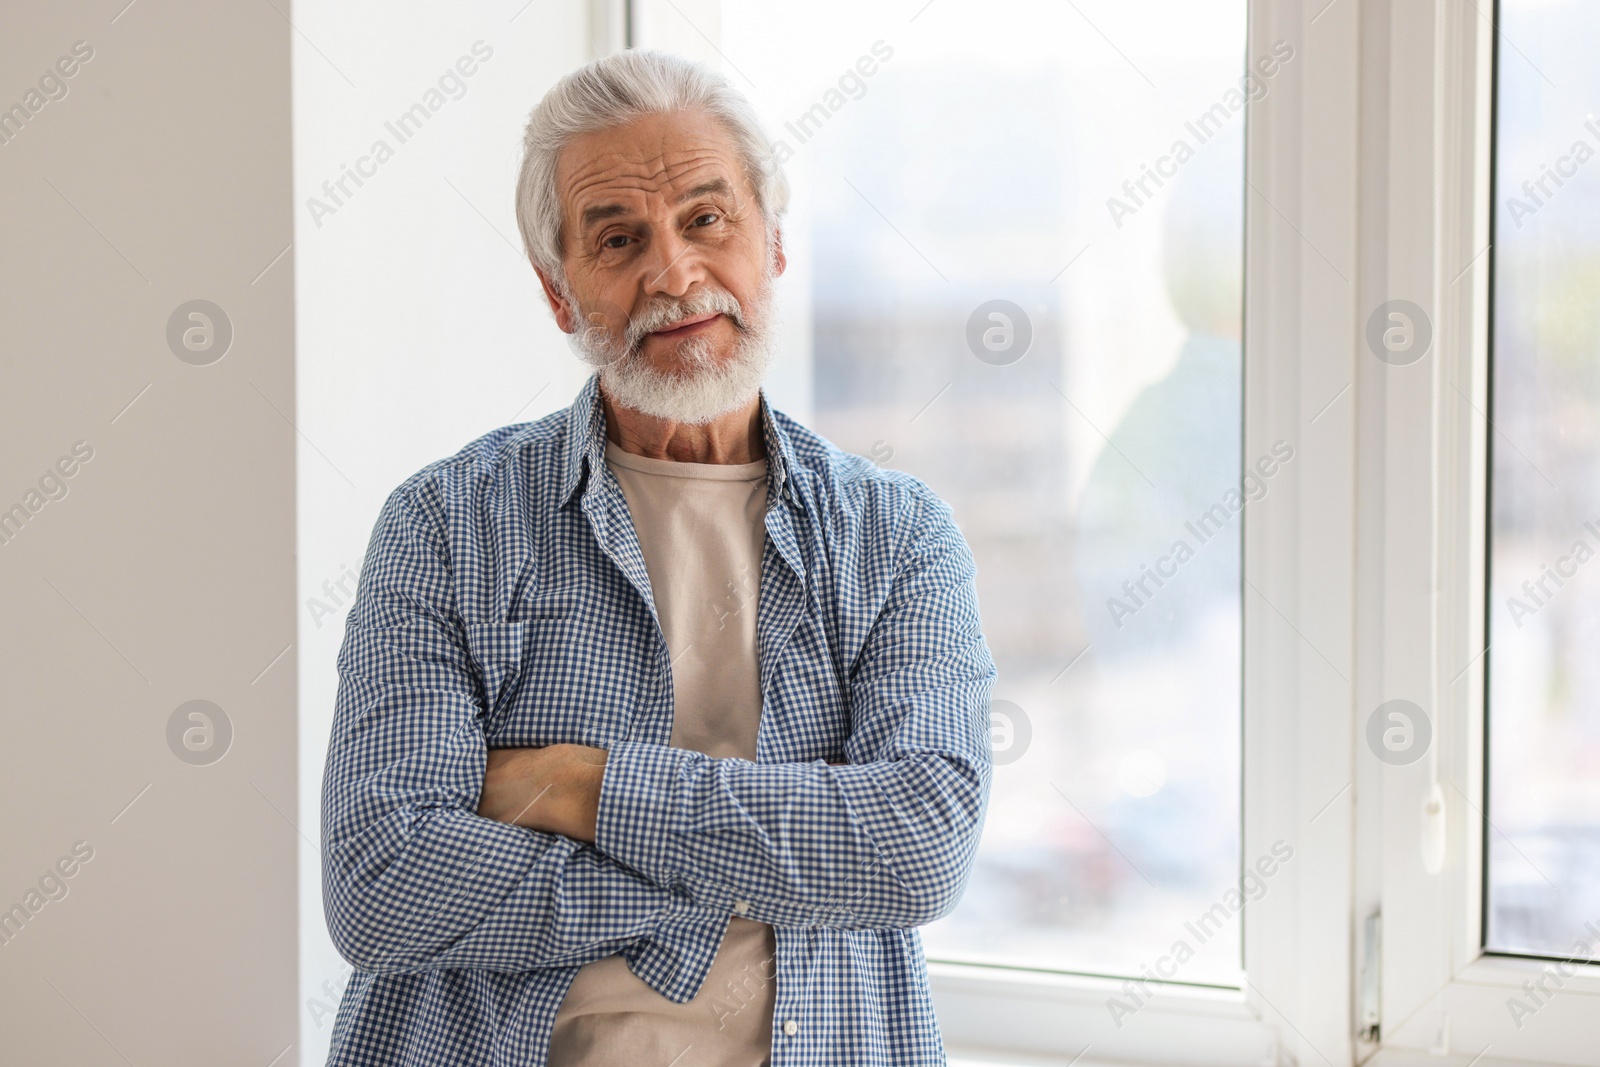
[321,372,996,1065]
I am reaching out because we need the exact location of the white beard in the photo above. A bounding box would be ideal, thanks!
[567,269,779,425]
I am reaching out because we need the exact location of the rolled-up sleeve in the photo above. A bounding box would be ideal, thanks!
[593,483,996,931]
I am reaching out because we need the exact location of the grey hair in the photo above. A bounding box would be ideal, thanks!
[514,49,790,289]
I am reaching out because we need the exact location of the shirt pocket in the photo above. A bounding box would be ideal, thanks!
[469,594,627,747]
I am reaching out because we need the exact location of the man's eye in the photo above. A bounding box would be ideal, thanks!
[692,213,718,227]
[602,235,630,249]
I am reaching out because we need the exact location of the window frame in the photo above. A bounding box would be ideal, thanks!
[1363,1,1600,1064]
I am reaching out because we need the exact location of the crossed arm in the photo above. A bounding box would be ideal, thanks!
[475,743,609,843]
[321,482,994,984]
[477,745,854,837]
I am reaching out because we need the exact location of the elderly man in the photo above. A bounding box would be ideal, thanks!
[320,49,995,1066]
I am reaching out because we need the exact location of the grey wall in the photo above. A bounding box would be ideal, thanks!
[0,3,298,1062]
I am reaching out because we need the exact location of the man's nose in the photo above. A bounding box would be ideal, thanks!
[639,228,703,299]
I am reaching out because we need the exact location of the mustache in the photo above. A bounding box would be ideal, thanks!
[620,288,747,352]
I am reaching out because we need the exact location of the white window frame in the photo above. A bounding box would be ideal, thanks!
[1361,1,1600,1065]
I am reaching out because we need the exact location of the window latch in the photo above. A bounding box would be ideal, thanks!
[1360,910,1381,1043]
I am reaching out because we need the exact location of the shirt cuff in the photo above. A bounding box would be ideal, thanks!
[595,739,697,890]
[625,901,734,1002]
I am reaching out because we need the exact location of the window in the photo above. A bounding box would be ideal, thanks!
[1371,1,1600,1062]
[703,0,1251,987]
[631,1,1345,1062]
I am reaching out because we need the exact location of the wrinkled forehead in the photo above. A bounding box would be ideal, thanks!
[555,111,754,232]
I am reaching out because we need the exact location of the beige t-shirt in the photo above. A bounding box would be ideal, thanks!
[547,439,776,1067]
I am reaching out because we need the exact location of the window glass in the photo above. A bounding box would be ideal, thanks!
[716,0,1250,982]
[1487,0,1600,961]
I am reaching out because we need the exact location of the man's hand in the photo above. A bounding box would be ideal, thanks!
[477,744,609,843]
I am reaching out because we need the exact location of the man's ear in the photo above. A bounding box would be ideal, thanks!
[534,265,576,333]
[770,225,787,278]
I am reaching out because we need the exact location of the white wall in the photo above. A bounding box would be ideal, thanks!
[289,3,594,1062]
[0,2,298,1062]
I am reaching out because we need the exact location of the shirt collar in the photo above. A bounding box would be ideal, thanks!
[557,371,802,511]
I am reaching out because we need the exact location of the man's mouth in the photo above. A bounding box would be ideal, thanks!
[648,312,722,339]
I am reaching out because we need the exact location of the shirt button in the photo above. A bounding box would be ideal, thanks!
[783,1019,799,1037]
[733,900,750,915]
